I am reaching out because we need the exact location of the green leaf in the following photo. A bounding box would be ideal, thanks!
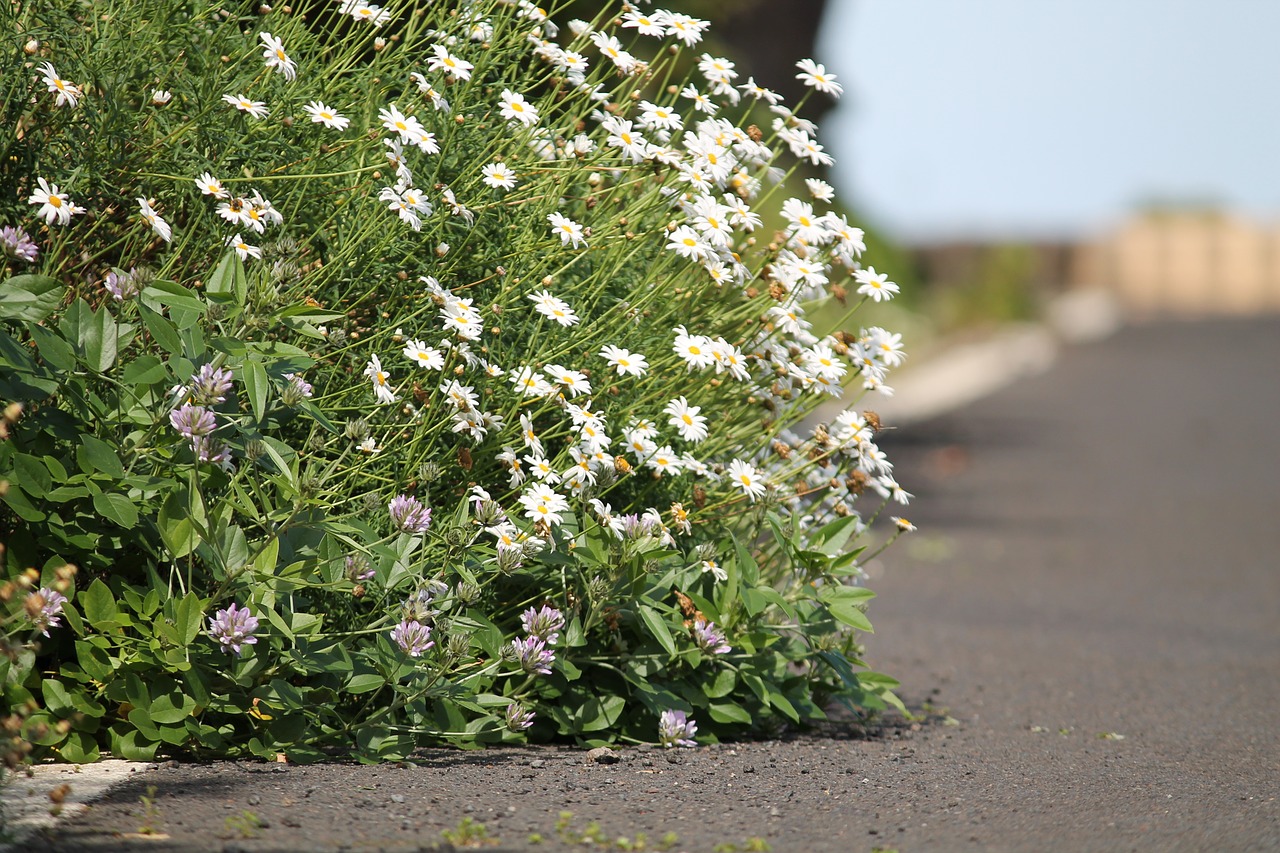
[13,453,52,498]
[812,515,863,555]
[706,668,737,699]
[265,607,294,642]
[827,600,873,632]
[158,489,200,558]
[42,678,76,715]
[139,303,182,354]
[176,592,204,645]
[253,536,280,575]
[0,275,65,323]
[244,358,269,423]
[570,693,626,732]
[93,492,139,529]
[205,251,247,309]
[112,726,160,761]
[149,688,197,725]
[81,303,118,373]
[122,354,167,386]
[819,586,876,633]
[637,604,677,658]
[28,323,76,371]
[1,484,46,521]
[707,701,752,725]
[57,730,100,763]
[141,280,206,329]
[346,672,384,694]
[81,578,119,626]
[77,434,125,478]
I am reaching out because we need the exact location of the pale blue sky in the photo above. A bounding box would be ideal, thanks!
[817,0,1279,241]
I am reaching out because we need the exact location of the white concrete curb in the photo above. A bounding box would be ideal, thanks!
[1,760,147,850]
[814,288,1123,428]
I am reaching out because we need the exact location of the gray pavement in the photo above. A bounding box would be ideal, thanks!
[13,316,1280,852]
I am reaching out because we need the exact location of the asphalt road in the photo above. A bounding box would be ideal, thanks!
[28,317,1280,852]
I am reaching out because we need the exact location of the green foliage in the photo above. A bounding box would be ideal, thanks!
[441,816,494,848]
[1,0,912,764]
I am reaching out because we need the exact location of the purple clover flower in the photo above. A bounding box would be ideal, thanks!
[519,604,565,645]
[504,702,535,732]
[401,580,450,623]
[391,619,434,657]
[190,363,234,405]
[619,513,659,540]
[208,602,260,656]
[691,619,731,655]
[170,403,216,437]
[281,373,313,406]
[0,226,38,263]
[658,709,698,748]
[344,553,375,582]
[388,494,432,534]
[510,636,555,675]
[103,268,141,301]
[191,435,232,468]
[27,587,67,637]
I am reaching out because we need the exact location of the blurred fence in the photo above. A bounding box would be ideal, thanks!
[909,211,1280,318]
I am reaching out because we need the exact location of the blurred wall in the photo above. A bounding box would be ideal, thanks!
[1077,212,1280,316]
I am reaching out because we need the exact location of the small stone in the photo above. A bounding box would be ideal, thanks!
[247,795,261,806]
[390,794,405,804]
[585,747,620,764]
[529,759,546,769]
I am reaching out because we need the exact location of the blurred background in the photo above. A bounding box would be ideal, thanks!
[819,0,1280,323]
[631,0,1280,330]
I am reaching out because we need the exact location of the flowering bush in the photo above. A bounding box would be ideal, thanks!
[0,0,915,763]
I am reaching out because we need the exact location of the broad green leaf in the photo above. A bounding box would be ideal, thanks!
[42,678,76,715]
[57,730,100,763]
[265,606,294,641]
[149,688,197,725]
[138,303,182,354]
[93,492,139,529]
[158,489,200,558]
[122,354,167,385]
[141,280,205,329]
[176,592,204,645]
[637,603,677,657]
[346,672,385,694]
[205,250,247,308]
[77,434,125,478]
[812,515,863,555]
[706,668,736,698]
[1,484,46,521]
[13,453,52,498]
[0,275,65,323]
[81,578,119,626]
[28,324,76,371]
[827,600,873,632]
[244,357,269,422]
[571,693,626,732]
[81,303,118,372]
[253,536,280,575]
[111,726,160,761]
[818,585,876,605]
[707,701,752,725]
